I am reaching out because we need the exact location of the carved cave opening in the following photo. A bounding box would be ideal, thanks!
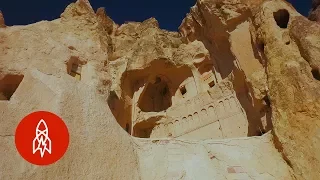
[0,74,24,101]
[273,9,290,29]
[138,76,172,112]
[312,68,320,81]
[108,63,195,138]
[108,57,264,140]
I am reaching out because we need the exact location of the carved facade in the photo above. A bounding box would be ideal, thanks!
[108,49,251,139]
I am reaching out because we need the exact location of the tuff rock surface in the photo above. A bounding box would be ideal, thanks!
[0,0,319,179]
[309,0,320,23]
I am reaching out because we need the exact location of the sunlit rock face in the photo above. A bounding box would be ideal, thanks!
[0,0,319,179]
[252,1,320,179]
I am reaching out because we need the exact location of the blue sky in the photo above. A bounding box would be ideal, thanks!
[0,0,312,31]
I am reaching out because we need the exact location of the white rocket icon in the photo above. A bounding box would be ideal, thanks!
[32,119,52,158]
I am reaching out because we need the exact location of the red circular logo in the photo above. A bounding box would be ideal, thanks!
[15,111,69,166]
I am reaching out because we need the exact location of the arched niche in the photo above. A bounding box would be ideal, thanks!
[137,75,172,112]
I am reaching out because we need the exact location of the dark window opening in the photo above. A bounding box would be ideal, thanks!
[0,74,24,101]
[273,9,290,29]
[208,80,215,88]
[285,41,290,45]
[312,68,320,81]
[180,86,187,95]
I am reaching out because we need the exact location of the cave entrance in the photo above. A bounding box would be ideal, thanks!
[138,76,172,112]
[273,9,290,29]
[312,68,320,81]
[0,74,24,100]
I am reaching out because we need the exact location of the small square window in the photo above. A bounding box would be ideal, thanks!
[208,80,215,88]
[180,86,187,95]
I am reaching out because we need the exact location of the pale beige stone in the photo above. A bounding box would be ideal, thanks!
[251,1,320,179]
[137,133,293,179]
[1,0,319,179]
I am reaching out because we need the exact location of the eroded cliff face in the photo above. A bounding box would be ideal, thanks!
[106,0,274,140]
[106,0,320,178]
[252,1,320,179]
[0,0,319,179]
[0,0,140,179]
[178,0,271,139]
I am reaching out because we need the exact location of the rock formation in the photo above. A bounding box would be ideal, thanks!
[0,0,319,179]
[309,0,320,23]
[0,11,5,28]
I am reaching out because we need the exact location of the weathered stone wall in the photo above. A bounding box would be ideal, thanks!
[1,0,319,179]
[0,1,140,179]
[178,0,271,138]
[252,0,320,179]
